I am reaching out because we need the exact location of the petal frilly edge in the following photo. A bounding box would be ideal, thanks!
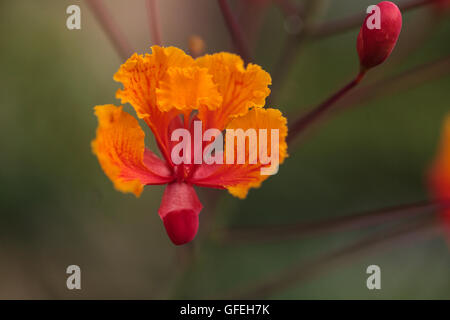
[189,107,288,199]
[91,104,173,197]
[195,52,272,131]
[113,46,195,162]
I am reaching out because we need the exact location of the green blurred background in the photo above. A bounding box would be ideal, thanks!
[0,0,449,299]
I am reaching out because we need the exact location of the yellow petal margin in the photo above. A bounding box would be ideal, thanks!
[92,105,171,197]
[113,46,195,161]
[225,107,288,199]
[196,53,272,130]
[114,46,194,119]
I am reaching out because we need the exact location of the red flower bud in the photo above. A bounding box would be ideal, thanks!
[158,182,203,245]
[357,1,402,71]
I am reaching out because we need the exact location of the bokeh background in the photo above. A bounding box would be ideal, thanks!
[0,0,449,299]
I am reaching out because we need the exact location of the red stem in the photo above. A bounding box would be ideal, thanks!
[218,0,251,63]
[86,0,133,61]
[146,0,162,46]
[287,71,366,143]
[336,55,450,112]
[231,218,439,299]
[221,200,437,244]
[274,0,304,17]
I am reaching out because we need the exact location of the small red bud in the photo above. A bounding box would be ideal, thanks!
[357,1,402,71]
[158,182,203,245]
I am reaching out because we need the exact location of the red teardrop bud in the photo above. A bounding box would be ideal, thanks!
[357,1,402,71]
[158,182,203,245]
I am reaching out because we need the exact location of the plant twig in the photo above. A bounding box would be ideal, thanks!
[86,0,133,61]
[274,0,304,17]
[221,200,437,244]
[231,217,440,299]
[287,71,366,143]
[268,0,325,105]
[268,34,306,105]
[336,54,450,112]
[269,0,434,105]
[218,0,251,63]
[146,0,162,46]
[284,55,450,149]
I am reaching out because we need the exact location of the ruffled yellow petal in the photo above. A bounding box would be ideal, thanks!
[114,46,194,118]
[156,66,222,114]
[113,46,195,161]
[195,52,272,130]
[92,105,173,197]
[225,108,288,198]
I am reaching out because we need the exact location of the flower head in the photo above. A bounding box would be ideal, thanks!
[429,116,450,231]
[357,1,402,71]
[92,46,288,245]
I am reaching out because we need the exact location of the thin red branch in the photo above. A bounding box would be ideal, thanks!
[273,0,304,17]
[220,200,437,244]
[336,55,450,111]
[146,0,162,46]
[230,218,440,299]
[287,71,366,144]
[218,0,252,63]
[86,0,133,61]
[312,0,433,38]
[268,0,324,105]
[284,55,450,149]
[269,0,434,105]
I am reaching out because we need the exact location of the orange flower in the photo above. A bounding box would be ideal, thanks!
[429,115,450,231]
[92,46,288,245]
